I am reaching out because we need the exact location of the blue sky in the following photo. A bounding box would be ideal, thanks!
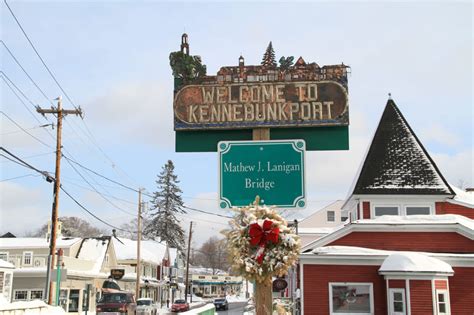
[1,1,472,244]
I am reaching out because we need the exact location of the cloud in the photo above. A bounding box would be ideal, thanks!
[431,149,474,188]
[419,124,462,148]
[0,182,51,236]
[84,80,174,149]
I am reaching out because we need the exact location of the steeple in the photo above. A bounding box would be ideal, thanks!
[352,99,454,195]
[181,33,189,55]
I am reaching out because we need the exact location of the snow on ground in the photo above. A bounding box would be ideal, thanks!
[226,294,249,303]
[380,252,454,274]
[0,300,65,314]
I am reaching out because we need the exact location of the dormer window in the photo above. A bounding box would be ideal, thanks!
[374,205,399,217]
[327,211,335,222]
[405,206,431,215]
[23,252,33,266]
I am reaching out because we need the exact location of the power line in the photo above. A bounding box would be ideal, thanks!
[62,178,137,205]
[60,186,131,233]
[0,146,131,233]
[1,111,53,148]
[3,0,78,110]
[182,205,232,219]
[63,157,136,217]
[63,154,140,193]
[3,1,136,186]
[1,124,52,136]
[1,173,40,182]
[0,151,55,163]
[1,40,53,106]
[1,147,54,180]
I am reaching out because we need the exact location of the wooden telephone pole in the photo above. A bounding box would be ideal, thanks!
[184,221,193,303]
[36,96,82,305]
[136,188,143,300]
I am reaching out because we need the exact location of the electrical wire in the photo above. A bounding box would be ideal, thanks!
[1,40,53,106]
[0,151,54,163]
[182,205,232,219]
[1,111,52,148]
[0,146,132,233]
[1,173,39,182]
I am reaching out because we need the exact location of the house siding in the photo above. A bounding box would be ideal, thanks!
[363,202,370,219]
[449,267,474,315]
[388,279,405,288]
[435,202,474,219]
[328,232,474,253]
[409,280,433,315]
[302,264,386,315]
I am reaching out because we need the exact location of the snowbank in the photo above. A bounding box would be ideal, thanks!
[0,300,65,314]
[226,294,248,303]
[380,252,454,274]
[0,259,14,269]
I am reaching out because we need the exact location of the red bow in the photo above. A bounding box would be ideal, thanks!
[249,220,280,264]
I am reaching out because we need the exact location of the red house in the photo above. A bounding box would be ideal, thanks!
[300,99,473,315]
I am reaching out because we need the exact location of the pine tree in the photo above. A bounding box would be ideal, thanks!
[144,160,186,251]
[261,41,277,67]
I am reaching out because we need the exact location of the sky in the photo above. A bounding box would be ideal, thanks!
[1,1,472,245]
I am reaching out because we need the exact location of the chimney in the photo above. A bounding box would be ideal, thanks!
[465,188,474,192]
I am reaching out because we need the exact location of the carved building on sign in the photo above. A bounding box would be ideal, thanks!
[171,34,350,131]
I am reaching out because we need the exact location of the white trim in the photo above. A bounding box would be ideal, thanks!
[435,289,450,315]
[389,288,406,315]
[446,198,474,209]
[22,251,33,266]
[359,200,364,220]
[405,280,411,315]
[328,282,374,315]
[385,280,389,315]
[431,280,436,315]
[300,262,304,315]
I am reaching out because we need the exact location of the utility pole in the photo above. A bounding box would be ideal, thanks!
[135,188,143,300]
[36,96,82,305]
[184,221,193,303]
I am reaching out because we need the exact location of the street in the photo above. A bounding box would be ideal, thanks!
[217,302,249,315]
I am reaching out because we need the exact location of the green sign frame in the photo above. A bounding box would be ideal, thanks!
[218,140,306,209]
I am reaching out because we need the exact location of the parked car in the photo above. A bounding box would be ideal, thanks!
[171,299,189,312]
[136,298,157,315]
[96,292,136,315]
[213,298,229,311]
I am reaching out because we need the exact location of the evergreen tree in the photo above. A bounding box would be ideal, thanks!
[144,160,186,251]
[261,41,277,67]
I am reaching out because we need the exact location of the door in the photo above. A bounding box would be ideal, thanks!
[389,288,406,315]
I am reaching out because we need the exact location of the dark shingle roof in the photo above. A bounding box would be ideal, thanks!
[353,99,454,195]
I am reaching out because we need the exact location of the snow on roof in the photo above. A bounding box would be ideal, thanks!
[190,267,227,275]
[112,238,167,265]
[380,252,454,274]
[352,100,453,195]
[0,237,81,249]
[299,227,341,235]
[0,259,14,269]
[449,184,474,208]
[77,238,109,273]
[355,214,474,231]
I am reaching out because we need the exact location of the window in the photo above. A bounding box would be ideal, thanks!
[436,290,450,314]
[405,206,431,215]
[68,289,80,312]
[389,289,406,315]
[0,252,8,261]
[23,252,33,266]
[14,290,28,301]
[374,206,399,216]
[329,283,373,315]
[327,211,336,222]
[30,290,43,300]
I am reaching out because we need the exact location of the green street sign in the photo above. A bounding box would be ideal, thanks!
[218,140,306,209]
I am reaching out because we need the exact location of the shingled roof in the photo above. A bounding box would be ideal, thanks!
[353,99,454,195]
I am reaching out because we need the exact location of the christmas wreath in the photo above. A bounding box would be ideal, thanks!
[225,203,300,283]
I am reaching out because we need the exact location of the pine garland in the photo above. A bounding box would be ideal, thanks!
[225,204,300,283]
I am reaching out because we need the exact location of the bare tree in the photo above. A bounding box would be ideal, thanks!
[193,236,230,274]
[32,216,106,238]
